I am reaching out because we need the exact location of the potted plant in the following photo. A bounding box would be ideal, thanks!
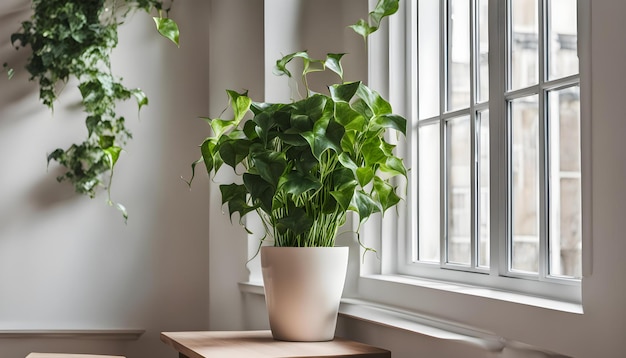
[190,0,405,341]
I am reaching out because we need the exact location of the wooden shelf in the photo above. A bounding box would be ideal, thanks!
[161,330,390,358]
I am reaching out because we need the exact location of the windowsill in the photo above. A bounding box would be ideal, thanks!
[359,274,584,314]
[240,272,583,353]
[239,271,583,334]
[239,280,504,351]
[239,272,584,315]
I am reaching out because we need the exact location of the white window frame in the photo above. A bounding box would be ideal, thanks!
[350,0,591,315]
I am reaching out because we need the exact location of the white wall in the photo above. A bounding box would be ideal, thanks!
[2,0,624,357]
[0,1,211,357]
[208,1,626,358]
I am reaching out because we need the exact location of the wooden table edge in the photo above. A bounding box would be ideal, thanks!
[160,331,390,358]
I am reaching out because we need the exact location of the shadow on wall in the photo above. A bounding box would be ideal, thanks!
[28,166,79,209]
[0,166,79,236]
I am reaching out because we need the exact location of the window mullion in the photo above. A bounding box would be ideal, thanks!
[538,0,549,280]
[469,0,478,270]
[439,0,448,267]
[489,0,507,278]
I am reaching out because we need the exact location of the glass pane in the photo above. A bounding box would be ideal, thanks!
[419,0,440,119]
[478,110,490,268]
[477,0,489,102]
[549,86,582,278]
[447,0,471,111]
[510,95,540,273]
[418,123,441,262]
[446,116,471,265]
[509,0,539,90]
[548,0,578,80]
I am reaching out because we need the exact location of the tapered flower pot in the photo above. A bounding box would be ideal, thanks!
[261,246,349,342]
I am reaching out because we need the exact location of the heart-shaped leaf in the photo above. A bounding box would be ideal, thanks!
[153,17,180,47]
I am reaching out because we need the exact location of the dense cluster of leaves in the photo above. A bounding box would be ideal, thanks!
[193,0,405,248]
[10,0,179,220]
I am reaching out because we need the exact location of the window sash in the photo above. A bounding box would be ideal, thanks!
[391,0,582,302]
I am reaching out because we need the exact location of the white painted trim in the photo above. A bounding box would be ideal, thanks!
[338,298,504,352]
[0,330,144,340]
[358,274,583,314]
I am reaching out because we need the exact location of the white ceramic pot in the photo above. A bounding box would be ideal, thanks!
[261,246,349,342]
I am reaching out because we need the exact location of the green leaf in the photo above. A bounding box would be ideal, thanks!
[349,19,376,41]
[362,135,387,167]
[275,205,313,236]
[210,118,235,138]
[47,148,65,166]
[294,95,328,122]
[331,188,355,212]
[330,81,361,103]
[338,152,358,172]
[103,146,122,169]
[350,190,381,223]
[325,118,345,152]
[253,108,280,145]
[99,135,115,149]
[86,115,101,138]
[334,102,365,131]
[220,183,256,222]
[252,151,287,188]
[352,98,374,120]
[153,17,180,47]
[243,173,274,213]
[131,89,148,111]
[372,113,407,135]
[370,0,400,26]
[332,166,358,191]
[218,137,251,168]
[227,90,252,124]
[340,130,357,155]
[302,108,344,159]
[373,177,401,212]
[10,33,25,46]
[287,146,317,173]
[243,119,259,140]
[380,156,408,177]
[200,139,217,174]
[279,171,322,197]
[325,53,345,79]
[357,83,392,117]
[328,167,358,213]
[356,167,375,187]
[290,114,314,133]
[350,0,400,41]
[274,51,310,77]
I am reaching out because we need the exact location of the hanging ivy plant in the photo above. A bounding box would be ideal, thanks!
[7,0,179,221]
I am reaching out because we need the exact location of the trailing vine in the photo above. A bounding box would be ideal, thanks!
[8,0,179,221]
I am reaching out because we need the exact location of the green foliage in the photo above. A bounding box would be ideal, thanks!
[10,0,179,221]
[193,0,405,247]
[349,0,400,42]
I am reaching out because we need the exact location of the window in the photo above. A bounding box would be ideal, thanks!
[394,0,582,301]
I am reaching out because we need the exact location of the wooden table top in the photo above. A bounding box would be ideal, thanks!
[160,330,391,358]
